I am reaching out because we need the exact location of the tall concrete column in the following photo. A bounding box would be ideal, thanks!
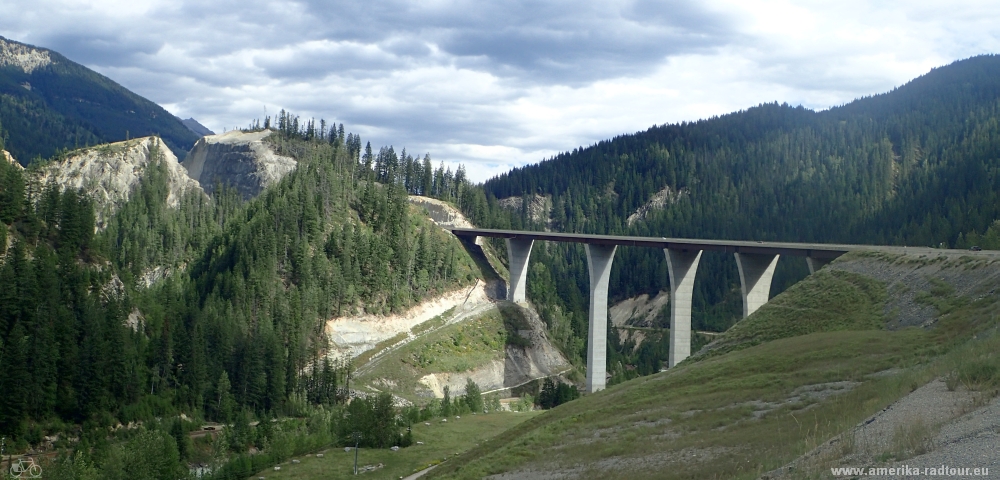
[505,238,534,303]
[665,249,703,368]
[806,256,832,274]
[734,252,780,318]
[585,243,616,393]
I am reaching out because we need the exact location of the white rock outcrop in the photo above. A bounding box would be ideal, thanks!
[2,150,21,170]
[498,194,552,227]
[34,136,204,229]
[182,129,296,199]
[408,196,476,229]
[626,185,689,226]
[0,37,53,74]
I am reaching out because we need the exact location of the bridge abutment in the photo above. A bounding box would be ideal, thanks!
[665,248,703,368]
[585,243,616,393]
[735,252,780,318]
[505,238,534,303]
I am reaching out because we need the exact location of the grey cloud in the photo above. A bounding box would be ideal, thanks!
[252,43,405,81]
[434,1,734,83]
[296,0,737,84]
[7,0,737,87]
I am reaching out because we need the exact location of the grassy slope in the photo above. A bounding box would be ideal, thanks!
[427,253,1000,480]
[693,269,887,360]
[356,305,535,402]
[252,411,544,480]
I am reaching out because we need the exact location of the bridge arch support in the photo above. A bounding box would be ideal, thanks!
[585,244,616,393]
[735,252,780,318]
[505,238,534,303]
[665,249,702,368]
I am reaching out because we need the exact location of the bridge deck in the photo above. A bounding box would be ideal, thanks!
[448,227,988,259]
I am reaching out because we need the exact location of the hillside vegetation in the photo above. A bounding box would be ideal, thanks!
[427,251,1000,479]
[0,116,487,477]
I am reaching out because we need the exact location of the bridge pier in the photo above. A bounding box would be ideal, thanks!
[806,256,832,274]
[585,244,616,393]
[735,252,780,318]
[505,238,534,303]
[665,249,702,368]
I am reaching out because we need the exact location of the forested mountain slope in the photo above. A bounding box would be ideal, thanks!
[0,117,480,453]
[0,36,199,163]
[461,56,1000,374]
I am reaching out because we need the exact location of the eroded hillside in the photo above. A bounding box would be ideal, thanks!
[330,197,572,402]
[182,129,297,198]
[33,136,203,229]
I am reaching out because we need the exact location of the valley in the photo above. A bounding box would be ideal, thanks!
[1,35,1000,480]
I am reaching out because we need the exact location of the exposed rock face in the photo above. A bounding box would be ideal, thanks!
[609,291,670,328]
[182,130,296,199]
[34,136,204,229]
[417,303,572,398]
[0,37,52,74]
[627,185,689,226]
[609,291,670,350]
[498,194,552,228]
[409,196,476,228]
[2,150,21,169]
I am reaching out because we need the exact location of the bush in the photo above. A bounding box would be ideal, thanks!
[339,392,400,448]
[484,393,502,413]
[953,358,999,390]
[511,394,534,412]
[98,428,185,480]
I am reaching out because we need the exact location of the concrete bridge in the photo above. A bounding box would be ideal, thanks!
[449,227,952,393]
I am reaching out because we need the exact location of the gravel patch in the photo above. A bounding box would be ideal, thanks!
[892,395,1000,477]
[486,447,733,480]
[760,379,982,479]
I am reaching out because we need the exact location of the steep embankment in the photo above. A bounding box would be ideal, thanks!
[412,303,571,399]
[609,291,670,349]
[427,250,1000,480]
[33,136,203,229]
[182,129,296,198]
[331,197,571,401]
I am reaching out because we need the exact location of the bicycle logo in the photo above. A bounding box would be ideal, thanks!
[9,458,42,478]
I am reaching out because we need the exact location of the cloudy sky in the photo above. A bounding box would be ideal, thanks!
[2,1,999,181]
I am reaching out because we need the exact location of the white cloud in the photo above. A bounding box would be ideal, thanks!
[1,0,999,182]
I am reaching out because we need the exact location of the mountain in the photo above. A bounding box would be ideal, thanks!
[182,117,215,136]
[0,36,200,163]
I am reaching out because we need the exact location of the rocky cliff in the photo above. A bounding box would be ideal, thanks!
[0,37,52,74]
[2,150,20,169]
[34,136,203,229]
[182,130,296,199]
